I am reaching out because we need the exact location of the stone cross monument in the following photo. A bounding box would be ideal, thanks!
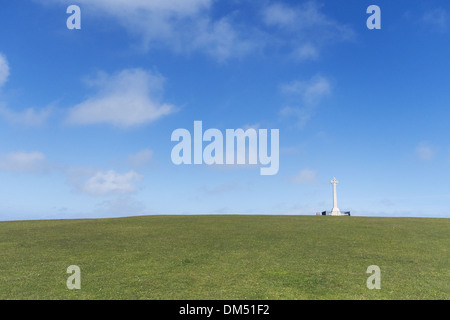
[330,177,342,216]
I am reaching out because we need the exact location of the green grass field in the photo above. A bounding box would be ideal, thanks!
[0,215,448,300]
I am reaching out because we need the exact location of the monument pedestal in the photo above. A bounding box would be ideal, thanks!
[330,208,341,216]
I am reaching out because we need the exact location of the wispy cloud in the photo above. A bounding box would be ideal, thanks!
[281,75,331,105]
[280,75,331,128]
[66,68,175,127]
[262,1,354,61]
[189,16,257,62]
[423,8,448,33]
[46,1,351,63]
[49,0,256,62]
[0,105,53,126]
[415,142,436,161]
[81,170,142,196]
[290,43,319,62]
[0,151,48,173]
[0,53,9,87]
[128,149,153,168]
[290,169,318,184]
[0,53,53,126]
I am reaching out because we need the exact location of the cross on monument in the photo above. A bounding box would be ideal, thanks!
[330,177,341,216]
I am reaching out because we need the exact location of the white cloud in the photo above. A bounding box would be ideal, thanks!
[423,8,448,32]
[49,0,211,23]
[0,53,53,126]
[262,1,354,60]
[262,1,353,38]
[128,149,153,168]
[279,106,314,128]
[82,170,142,196]
[0,151,47,173]
[263,1,334,31]
[262,3,299,28]
[291,169,317,184]
[291,43,319,61]
[72,0,211,17]
[190,17,256,62]
[44,1,351,62]
[49,0,255,62]
[415,142,435,161]
[280,75,331,127]
[0,53,9,87]
[281,75,331,105]
[0,105,53,126]
[66,68,175,127]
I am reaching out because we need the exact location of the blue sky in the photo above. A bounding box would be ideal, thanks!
[1,0,450,220]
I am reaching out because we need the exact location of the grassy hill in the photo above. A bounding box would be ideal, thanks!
[0,215,448,299]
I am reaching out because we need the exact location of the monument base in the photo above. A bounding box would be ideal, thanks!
[330,208,341,216]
